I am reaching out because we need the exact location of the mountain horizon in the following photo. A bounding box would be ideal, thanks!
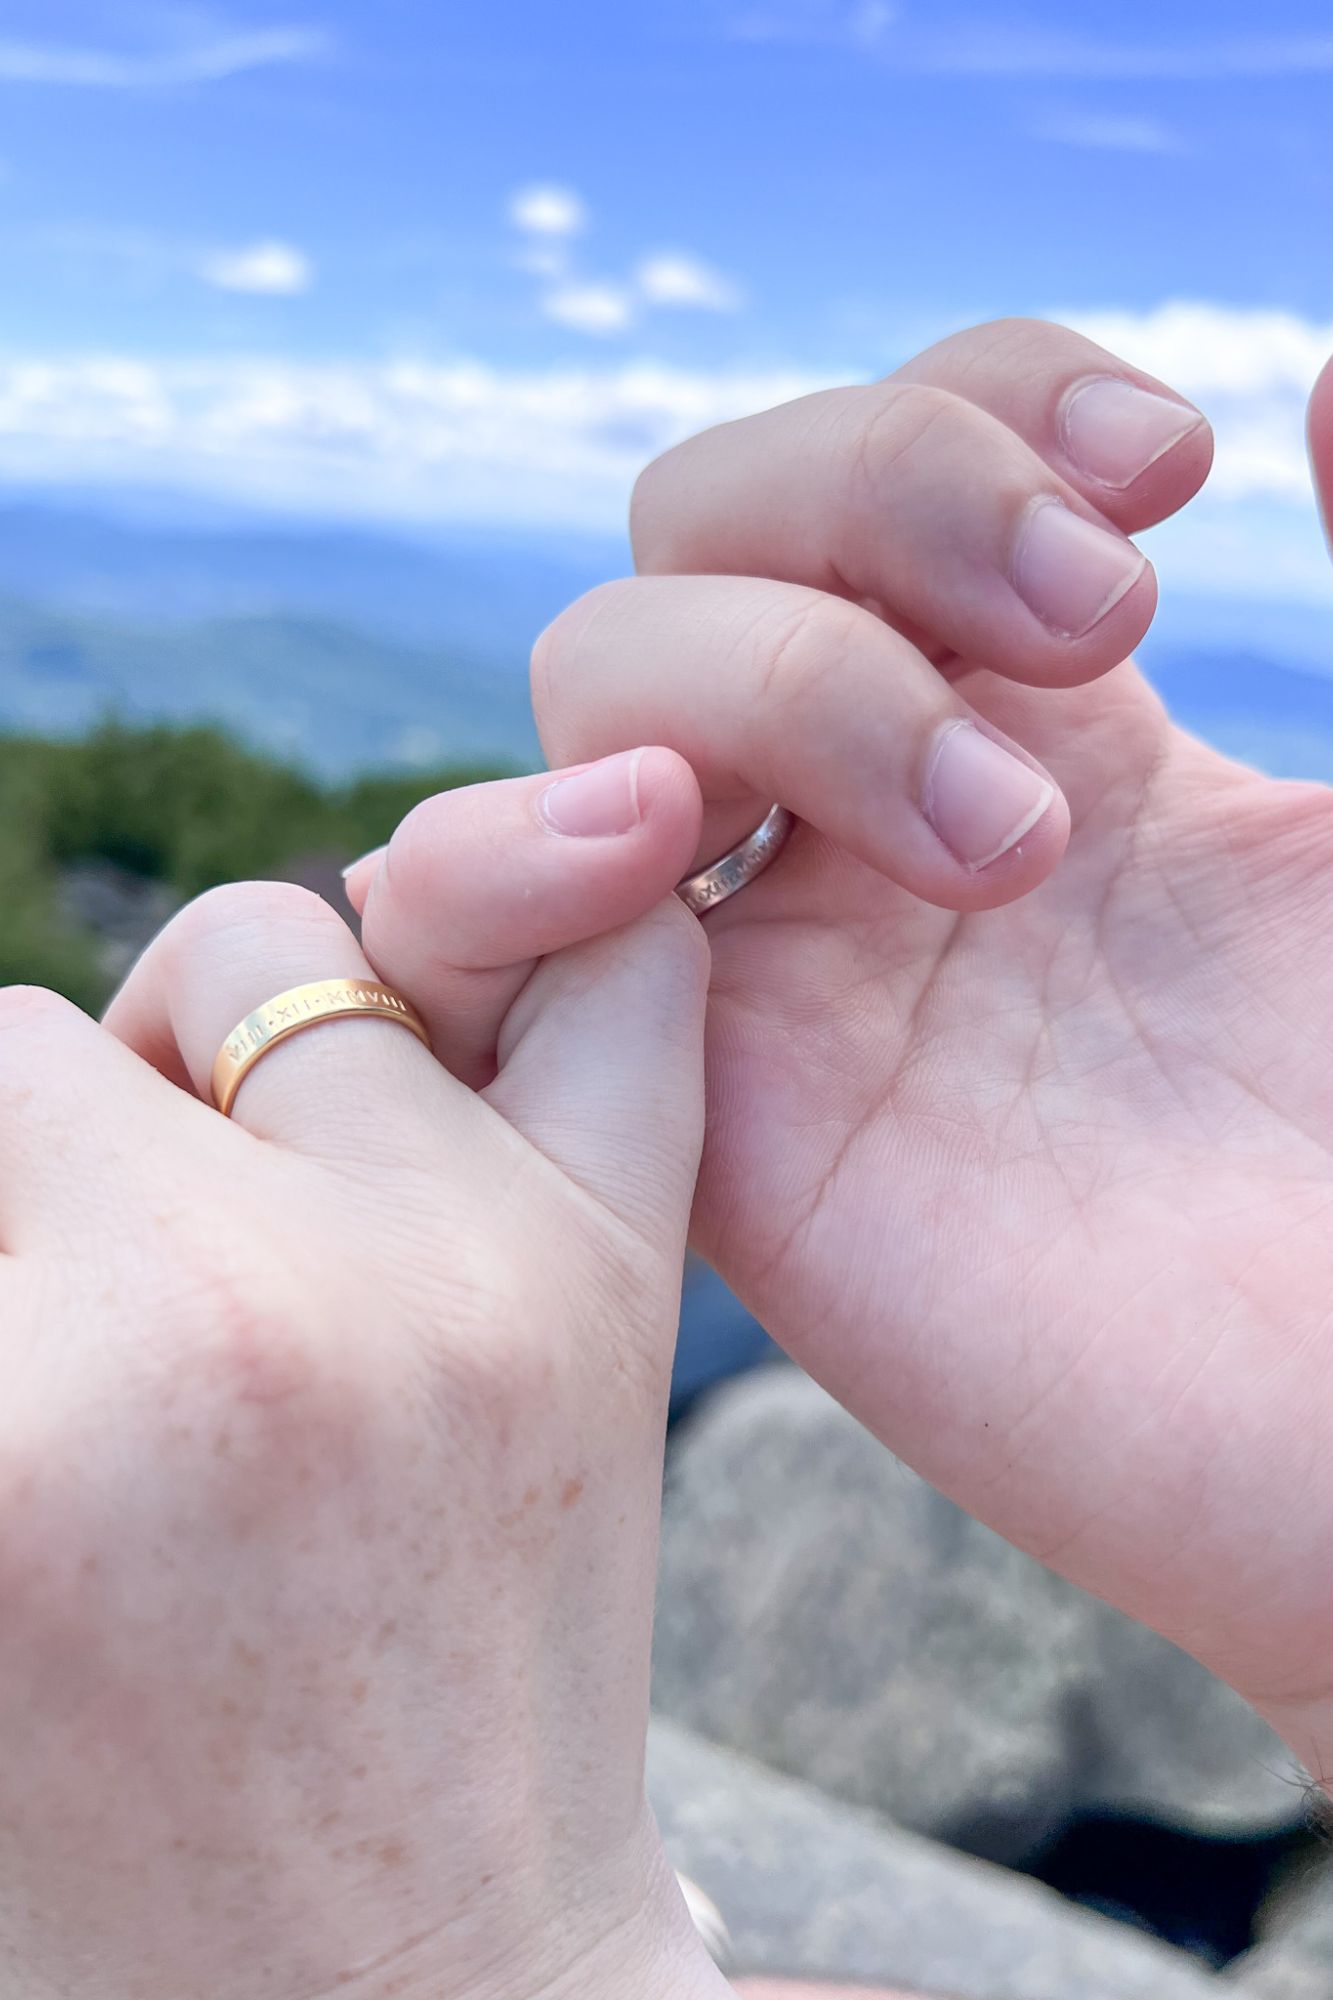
[0,486,1331,785]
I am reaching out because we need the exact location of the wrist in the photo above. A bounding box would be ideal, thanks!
[541,1931,736,2000]
[442,1843,737,2000]
[513,1868,737,2000]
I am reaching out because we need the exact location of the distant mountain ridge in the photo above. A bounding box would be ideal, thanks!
[1146,648,1333,784]
[0,595,540,773]
[0,498,627,653]
[0,488,1331,782]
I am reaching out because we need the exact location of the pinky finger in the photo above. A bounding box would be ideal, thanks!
[342,749,704,1087]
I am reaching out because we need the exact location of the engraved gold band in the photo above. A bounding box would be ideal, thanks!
[211,978,431,1118]
[675,804,796,917]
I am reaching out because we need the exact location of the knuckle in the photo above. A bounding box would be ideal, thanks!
[955,316,1126,396]
[976,313,1060,351]
[629,443,687,566]
[0,984,84,1043]
[934,316,1066,381]
[138,1222,380,1492]
[848,381,972,497]
[751,588,869,715]
[0,987,90,1103]
[167,879,341,964]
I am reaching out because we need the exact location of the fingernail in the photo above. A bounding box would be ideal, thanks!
[925,721,1055,871]
[1012,499,1147,639]
[1061,377,1204,490]
[341,845,385,882]
[539,748,645,837]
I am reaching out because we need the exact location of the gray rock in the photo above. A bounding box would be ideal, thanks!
[56,859,177,982]
[1080,1601,1305,1833]
[655,1370,1300,1863]
[1230,1856,1333,1999]
[648,1716,1221,1999]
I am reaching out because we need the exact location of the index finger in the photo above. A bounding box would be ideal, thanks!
[533,573,1069,914]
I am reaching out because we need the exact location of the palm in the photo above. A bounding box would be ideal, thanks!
[699,659,1333,1712]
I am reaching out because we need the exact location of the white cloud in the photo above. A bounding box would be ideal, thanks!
[637,253,743,312]
[1068,302,1333,406]
[509,185,587,237]
[199,241,314,295]
[1064,302,1333,604]
[541,284,636,336]
[0,352,822,531]
[1031,111,1185,154]
[0,302,1330,609]
[507,185,744,336]
[0,25,329,89]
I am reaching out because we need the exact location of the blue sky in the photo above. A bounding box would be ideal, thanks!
[3,1,1333,605]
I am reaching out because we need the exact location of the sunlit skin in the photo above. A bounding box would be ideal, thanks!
[19,318,1333,1997]
[7,756,733,2000]
[535,321,1333,1781]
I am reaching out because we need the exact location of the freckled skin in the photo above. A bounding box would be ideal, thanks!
[0,896,722,2000]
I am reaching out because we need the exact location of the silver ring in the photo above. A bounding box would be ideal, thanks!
[675,804,795,917]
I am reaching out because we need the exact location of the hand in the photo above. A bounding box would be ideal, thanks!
[4,753,732,2000]
[529,319,1333,1776]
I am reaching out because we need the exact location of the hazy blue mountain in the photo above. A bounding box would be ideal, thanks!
[1,485,1333,783]
[1143,647,1333,784]
[0,492,627,654]
[0,595,541,772]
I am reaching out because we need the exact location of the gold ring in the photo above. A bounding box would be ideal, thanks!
[211,978,430,1118]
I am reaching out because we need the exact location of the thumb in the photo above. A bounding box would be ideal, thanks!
[485,896,710,1252]
[345,748,703,1090]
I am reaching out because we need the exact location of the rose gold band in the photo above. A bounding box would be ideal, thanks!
[674,804,796,917]
[211,978,430,1118]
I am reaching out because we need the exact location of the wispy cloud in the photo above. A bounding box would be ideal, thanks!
[1068,301,1333,408]
[542,284,636,336]
[637,254,743,312]
[19,223,316,298]
[199,241,314,295]
[723,8,1333,79]
[509,185,587,237]
[0,303,1326,560]
[514,243,568,280]
[1031,111,1186,154]
[899,27,1333,80]
[0,23,330,89]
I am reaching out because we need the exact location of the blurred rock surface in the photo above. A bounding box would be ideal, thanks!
[647,1716,1221,1999]
[1231,1856,1333,1998]
[56,859,177,983]
[655,1369,1302,1867]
